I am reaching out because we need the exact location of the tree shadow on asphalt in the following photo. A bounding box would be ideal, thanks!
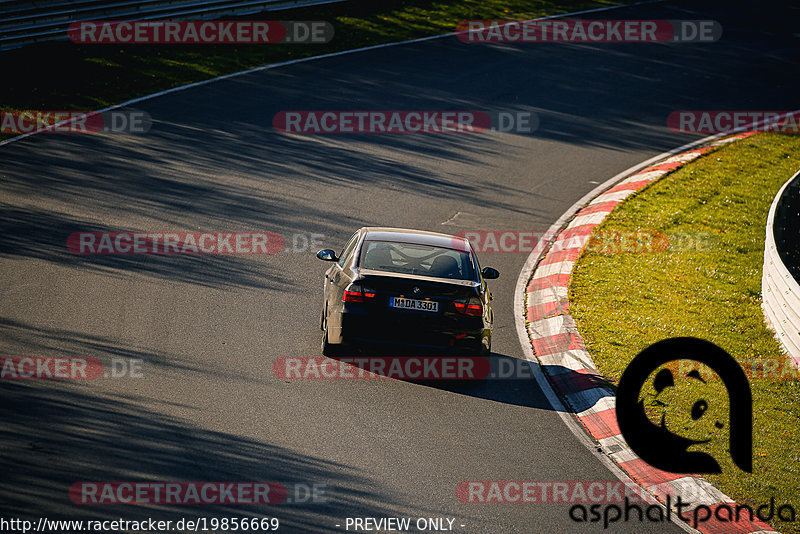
[0,0,796,250]
[0,207,294,291]
[0,316,261,382]
[1,0,796,292]
[0,380,437,533]
[0,4,795,530]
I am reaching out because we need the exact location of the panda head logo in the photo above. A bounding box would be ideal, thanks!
[648,366,727,445]
[616,337,752,473]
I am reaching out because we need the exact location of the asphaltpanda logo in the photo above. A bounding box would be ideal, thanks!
[615,337,752,473]
[575,337,799,530]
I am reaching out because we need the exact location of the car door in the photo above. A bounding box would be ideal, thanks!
[324,231,361,338]
[472,249,493,324]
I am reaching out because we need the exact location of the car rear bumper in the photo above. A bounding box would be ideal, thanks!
[339,309,488,355]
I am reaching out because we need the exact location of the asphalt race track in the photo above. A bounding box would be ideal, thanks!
[0,0,798,532]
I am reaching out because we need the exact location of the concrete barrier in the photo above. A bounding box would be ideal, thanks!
[762,168,800,365]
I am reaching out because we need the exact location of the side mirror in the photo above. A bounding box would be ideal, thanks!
[481,267,500,280]
[316,249,338,262]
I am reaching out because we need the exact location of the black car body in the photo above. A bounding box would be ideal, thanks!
[317,227,499,356]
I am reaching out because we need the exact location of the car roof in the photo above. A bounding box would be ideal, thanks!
[360,227,470,252]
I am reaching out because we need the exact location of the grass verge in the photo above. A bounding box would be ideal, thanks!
[569,133,800,533]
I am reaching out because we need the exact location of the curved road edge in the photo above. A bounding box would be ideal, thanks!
[513,114,800,534]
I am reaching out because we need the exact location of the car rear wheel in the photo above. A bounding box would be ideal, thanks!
[321,308,341,357]
[322,329,341,357]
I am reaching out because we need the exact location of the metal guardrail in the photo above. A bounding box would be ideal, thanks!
[762,168,800,363]
[0,0,345,50]
[775,169,800,281]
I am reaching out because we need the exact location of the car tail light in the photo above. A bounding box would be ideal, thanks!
[454,297,482,316]
[343,283,376,303]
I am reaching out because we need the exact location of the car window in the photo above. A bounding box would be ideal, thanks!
[359,240,476,280]
[470,249,482,277]
[337,232,360,268]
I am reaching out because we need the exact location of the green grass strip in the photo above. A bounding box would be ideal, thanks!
[569,132,800,532]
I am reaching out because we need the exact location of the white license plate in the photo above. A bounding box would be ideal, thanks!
[389,297,439,312]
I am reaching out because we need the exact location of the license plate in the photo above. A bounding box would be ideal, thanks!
[389,297,439,312]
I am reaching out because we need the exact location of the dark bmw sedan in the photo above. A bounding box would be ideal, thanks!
[316,227,499,357]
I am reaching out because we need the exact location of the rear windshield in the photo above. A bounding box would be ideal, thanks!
[359,240,476,280]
